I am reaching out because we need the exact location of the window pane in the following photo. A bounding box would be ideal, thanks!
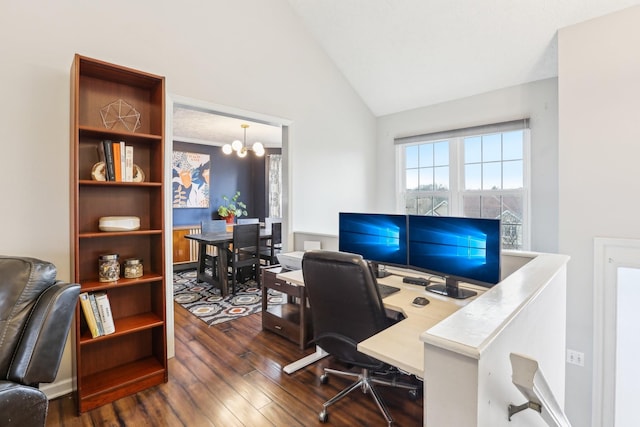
[434,166,449,190]
[481,195,502,219]
[500,194,523,250]
[482,134,501,162]
[432,196,449,216]
[406,145,419,169]
[405,195,417,215]
[406,169,419,191]
[417,197,432,215]
[419,167,433,190]
[465,164,481,190]
[502,194,523,220]
[462,195,481,217]
[503,160,523,189]
[503,131,523,160]
[465,136,481,163]
[419,144,433,167]
[434,141,449,166]
[482,162,501,190]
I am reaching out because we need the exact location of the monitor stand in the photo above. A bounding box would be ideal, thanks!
[426,277,477,299]
[370,262,391,278]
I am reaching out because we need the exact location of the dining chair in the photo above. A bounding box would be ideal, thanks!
[227,223,261,294]
[197,220,227,284]
[236,217,259,225]
[260,221,282,265]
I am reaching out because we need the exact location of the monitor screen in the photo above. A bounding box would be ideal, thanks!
[408,215,501,287]
[338,212,408,267]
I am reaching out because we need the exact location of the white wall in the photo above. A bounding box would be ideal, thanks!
[558,6,640,427]
[0,0,375,396]
[375,78,559,253]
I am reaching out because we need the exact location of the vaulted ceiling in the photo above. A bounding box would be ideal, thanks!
[174,0,640,144]
[286,0,640,116]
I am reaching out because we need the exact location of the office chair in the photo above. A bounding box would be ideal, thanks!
[197,220,227,284]
[227,223,261,294]
[302,250,419,426]
[260,221,282,265]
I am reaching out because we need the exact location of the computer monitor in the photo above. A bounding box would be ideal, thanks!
[338,212,408,275]
[408,215,501,299]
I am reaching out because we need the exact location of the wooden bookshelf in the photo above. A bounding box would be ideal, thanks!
[70,54,167,413]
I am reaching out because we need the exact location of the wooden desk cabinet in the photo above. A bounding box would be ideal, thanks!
[262,266,312,349]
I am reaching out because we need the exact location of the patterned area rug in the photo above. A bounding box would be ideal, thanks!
[173,269,285,326]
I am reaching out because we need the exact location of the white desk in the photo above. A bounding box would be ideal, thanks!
[275,268,477,377]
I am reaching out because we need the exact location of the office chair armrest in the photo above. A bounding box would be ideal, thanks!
[7,281,80,386]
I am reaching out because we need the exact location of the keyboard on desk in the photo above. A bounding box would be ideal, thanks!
[377,282,401,299]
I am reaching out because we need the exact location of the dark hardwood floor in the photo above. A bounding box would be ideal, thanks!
[46,302,423,426]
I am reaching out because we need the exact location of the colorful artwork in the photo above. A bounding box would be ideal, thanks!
[172,151,210,208]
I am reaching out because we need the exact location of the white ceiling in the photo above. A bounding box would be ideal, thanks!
[174,0,639,142]
[286,0,640,116]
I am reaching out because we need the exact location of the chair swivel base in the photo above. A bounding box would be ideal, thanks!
[318,367,419,426]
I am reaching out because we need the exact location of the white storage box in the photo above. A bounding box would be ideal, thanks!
[99,216,140,232]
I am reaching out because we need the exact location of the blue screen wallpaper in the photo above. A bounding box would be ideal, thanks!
[408,215,501,285]
[339,213,408,266]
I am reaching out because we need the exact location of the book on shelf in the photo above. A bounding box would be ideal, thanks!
[112,142,122,181]
[79,292,101,338]
[102,140,115,181]
[88,293,104,336]
[124,144,134,182]
[95,292,116,335]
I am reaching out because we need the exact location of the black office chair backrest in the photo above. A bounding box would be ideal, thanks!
[232,223,260,256]
[302,250,391,369]
[201,219,226,234]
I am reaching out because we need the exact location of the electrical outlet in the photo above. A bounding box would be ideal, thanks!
[567,349,585,366]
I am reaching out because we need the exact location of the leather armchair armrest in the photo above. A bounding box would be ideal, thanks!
[7,282,80,386]
[0,381,47,426]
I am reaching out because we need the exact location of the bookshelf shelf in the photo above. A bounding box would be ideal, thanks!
[70,54,167,413]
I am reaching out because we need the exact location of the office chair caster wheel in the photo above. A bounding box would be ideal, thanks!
[320,373,329,384]
[319,410,329,423]
[409,388,419,400]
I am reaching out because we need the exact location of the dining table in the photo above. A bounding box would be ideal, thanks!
[185,227,272,296]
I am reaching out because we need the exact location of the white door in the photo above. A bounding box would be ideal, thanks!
[593,238,640,427]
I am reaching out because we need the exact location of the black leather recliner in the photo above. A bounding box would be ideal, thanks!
[0,256,80,426]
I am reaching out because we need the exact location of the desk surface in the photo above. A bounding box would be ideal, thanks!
[276,268,479,378]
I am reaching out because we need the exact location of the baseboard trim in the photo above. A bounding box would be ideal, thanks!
[41,378,74,400]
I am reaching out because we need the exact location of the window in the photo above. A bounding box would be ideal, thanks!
[397,120,529,250]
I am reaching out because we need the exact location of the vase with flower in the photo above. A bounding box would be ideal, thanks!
[217,191,248,224]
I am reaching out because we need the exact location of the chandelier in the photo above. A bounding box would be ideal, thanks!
[222,124,265,158]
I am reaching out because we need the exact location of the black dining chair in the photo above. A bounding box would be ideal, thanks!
[260,221,282,265]
[301,250,419,426]
[227,223,261,294]
[197,220,227,285]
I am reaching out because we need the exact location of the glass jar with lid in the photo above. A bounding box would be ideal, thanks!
[124,258,143,279]
[98,254,120,282]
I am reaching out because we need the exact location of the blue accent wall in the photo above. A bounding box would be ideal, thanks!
[172,141,279,227]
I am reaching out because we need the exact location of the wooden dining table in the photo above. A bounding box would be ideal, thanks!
[185,228,272,296]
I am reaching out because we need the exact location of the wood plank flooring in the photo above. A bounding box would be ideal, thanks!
[46,302,423,426]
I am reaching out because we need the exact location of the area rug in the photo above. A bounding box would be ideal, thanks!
[173,269,285,326]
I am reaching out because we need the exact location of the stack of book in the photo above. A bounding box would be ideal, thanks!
[98,140,134,182]
[79,291,116,338]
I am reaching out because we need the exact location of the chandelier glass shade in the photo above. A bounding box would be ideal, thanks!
[222,124,265,157]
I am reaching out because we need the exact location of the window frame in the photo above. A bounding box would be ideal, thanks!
[396,125,531,250]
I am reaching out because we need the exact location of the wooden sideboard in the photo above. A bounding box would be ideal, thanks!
[173,225,201,265]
